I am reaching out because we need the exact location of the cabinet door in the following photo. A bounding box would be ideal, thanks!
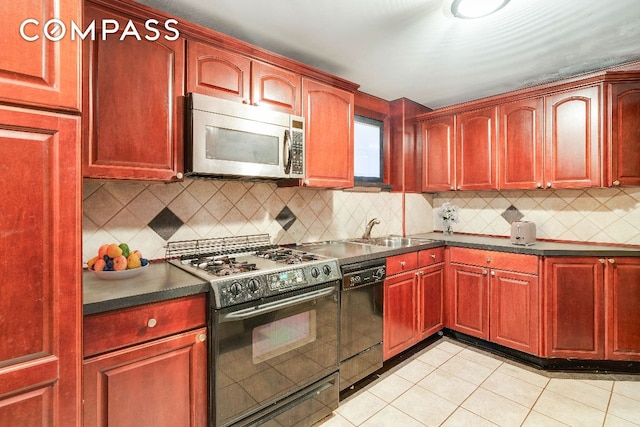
[83,5,185,181]
[383,271,416,360]
[608,82,640,187]
[606,257,640,360]
[490,269,539,355]
[456,107,498,190]
[301,78,354,188]
[544,258,604,359]
[251,61,301,114]
[421,116,455,191]
[83,328,208,427]
[448,263,489,339]
[499,98,544,189]
[186,40,251,102]
[0,0,80,111]
[417,263,445,340]
[544,86,601,188]
[0,106,80,426]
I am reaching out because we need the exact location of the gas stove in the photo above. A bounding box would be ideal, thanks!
[166,234,341,308]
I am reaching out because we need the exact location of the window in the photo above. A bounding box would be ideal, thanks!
[354,115,384,184]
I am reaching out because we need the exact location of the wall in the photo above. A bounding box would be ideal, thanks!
[432,188,640,245]
[82,178,433,262]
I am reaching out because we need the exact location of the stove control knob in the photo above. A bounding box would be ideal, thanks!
[229,282,242,296]
[373,268,386,280]
[322,265,332,276]
[311,267,320,278]
[247,279,259,293]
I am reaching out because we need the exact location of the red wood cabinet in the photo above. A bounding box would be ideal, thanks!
[448,247,540,354]
[384,248,445,359]
[83,3,185,181]
[0,1,80,111]
[606,257,640,360]
[83,295,208,427]
[421,116,455,192]
[301,77,354,188]
[608,82,640,187]
[456,107,498,190]
[186,41,301,114]
[543,257,605,359]
[0,106,81,426]
[544,85,601,188]
[499,98,544,189]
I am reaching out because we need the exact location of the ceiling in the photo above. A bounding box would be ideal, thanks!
[137,0,640,109]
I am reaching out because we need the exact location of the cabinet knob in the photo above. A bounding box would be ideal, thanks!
[482,269,488,275]
[546,182,552,188]
[613,180,620,186]
[491,270,496,276]
[431,254,436,260]
[456,186,461,190]
[303,179,310,186]
[486,257,491,263]
[599,258,605,263]
[147,318,157,328]
[198,333,207,342]
[175,172,184,180]
[400,261,406,268]
[536,183,542,188]
[608,258,616,264]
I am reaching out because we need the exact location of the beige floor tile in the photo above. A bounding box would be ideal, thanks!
[614,381,640,402]
[439,354,495,385]
[367,373,413,403]
[533,389,606,427]
[608,392,640,424]
[521,411,570,427]
[546,378,612,412]
[335,391,387,426]
[458,347,503,370]
[461,388,529,427]
[495,362,549,388]
[416,368,477,406]
[416,347,455,368]
[391,386,457,426]
[317,413,356,427]
[393,358,436,384]
[481,370,544,407]
[441,407,499,426]
[360,405,425,427]
[580,378,614,392]
[434,340,466,355]
[603,413,640,427]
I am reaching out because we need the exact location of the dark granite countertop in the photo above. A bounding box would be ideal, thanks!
[83,262,209,315]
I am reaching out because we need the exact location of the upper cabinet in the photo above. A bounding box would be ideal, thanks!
[0,0,80,111]
[186,40,301,115]
[608,81,640,186]
[82,3,185,182]
[544,85,601,189]
[421,115,455,192]
[301,77,354,188]
[456,107,498,190]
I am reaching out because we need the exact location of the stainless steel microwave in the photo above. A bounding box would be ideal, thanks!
[185,93,305,180]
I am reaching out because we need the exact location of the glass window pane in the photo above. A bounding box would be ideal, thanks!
[354,115,383,182]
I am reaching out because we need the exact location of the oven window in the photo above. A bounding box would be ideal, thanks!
[205,125,279,165]
[252,311,316,364]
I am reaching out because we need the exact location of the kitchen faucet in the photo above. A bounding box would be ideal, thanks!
[362,218,380,239]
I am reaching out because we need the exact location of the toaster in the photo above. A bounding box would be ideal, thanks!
[511,221,536,245]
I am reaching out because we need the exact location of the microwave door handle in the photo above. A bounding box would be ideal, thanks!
[283,129,292,174]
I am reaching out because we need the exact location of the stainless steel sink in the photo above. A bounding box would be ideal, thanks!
[347,236,435,248]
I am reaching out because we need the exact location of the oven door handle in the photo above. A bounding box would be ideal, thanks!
[219,286,335,322]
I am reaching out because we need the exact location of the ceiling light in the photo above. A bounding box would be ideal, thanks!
[451,0,511,19]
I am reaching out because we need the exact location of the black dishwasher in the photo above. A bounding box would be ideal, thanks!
[339,258,386,390]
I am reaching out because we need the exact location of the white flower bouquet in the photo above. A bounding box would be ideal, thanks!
[437,202,460,234]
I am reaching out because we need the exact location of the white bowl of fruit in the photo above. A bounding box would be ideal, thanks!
[87,243,150,280]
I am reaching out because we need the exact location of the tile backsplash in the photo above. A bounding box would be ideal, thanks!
[82,178,640,263]
[82,179,428,262]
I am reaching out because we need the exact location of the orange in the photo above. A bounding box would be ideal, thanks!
[106,243,123,258]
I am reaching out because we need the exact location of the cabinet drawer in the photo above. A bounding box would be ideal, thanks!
[84,294,207,357]
[418,247,446,267]
[386,252,418,275]
[448,247,538,275]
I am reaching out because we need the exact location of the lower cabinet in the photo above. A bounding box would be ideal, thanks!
[544,256,640,361]
[447,247,540,355]
[83,295,208,427]
[384,248,445,360]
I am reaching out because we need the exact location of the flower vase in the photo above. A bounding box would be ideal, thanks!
[443,224,453,236]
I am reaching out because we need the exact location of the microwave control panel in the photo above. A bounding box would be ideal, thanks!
[290,125,304,176]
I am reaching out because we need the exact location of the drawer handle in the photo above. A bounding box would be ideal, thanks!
[431,254,436,260]
[147,318,157,328]
[400,261,406,268]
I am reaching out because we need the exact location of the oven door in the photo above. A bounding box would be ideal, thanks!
[213,282,339,427]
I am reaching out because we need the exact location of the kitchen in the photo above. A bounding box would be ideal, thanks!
[2,0,640,426]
